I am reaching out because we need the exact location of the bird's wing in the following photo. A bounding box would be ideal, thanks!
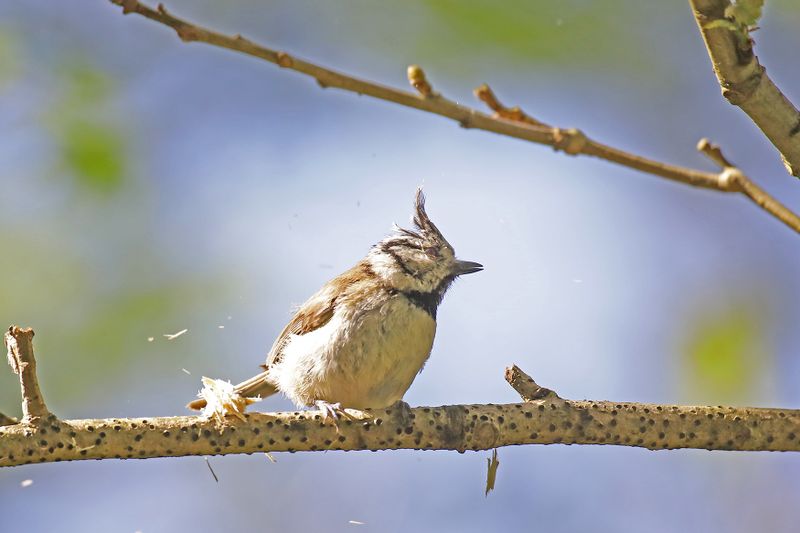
[262,287,337,368]
[262,261,377,368]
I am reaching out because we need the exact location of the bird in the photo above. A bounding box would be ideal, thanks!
[187,188,482,415]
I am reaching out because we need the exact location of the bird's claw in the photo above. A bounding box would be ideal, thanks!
[315,400,348,429]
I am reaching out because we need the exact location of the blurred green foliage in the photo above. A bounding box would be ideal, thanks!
[58,119,126,192]
[285,0,675,86]
[50,283,221,399]
[47,61,127,193]
[416,0,661,76]
[682,302,770,403]
[0,225,226,412]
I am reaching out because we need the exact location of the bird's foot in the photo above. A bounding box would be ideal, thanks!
[315,400,348,430]
[314,401,374,432]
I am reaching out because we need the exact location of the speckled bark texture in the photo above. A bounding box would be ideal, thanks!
[4,329,800,467]
[3,399,800,467]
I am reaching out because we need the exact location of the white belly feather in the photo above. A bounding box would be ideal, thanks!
[268,296,436,409]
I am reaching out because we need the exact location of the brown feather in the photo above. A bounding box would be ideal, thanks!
[263,260,380,368]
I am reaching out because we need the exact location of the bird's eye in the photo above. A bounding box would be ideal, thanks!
[424,246,439,258]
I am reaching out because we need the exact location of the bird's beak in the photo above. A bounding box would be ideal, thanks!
[453,259,483,276]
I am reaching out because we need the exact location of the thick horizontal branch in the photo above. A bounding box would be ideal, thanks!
[4,327,800,467]
[3,398,800,467]
[109,0,800,235]
[689,0,800,178]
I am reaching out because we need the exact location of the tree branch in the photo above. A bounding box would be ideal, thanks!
[4,326,50,423]
[108,0,800,235]
[3,326,800,468]
[689,0,800,178]
[696,138,800,231]
[504,364,560,401]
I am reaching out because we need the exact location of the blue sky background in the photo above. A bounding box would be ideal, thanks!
[2,1,800,531]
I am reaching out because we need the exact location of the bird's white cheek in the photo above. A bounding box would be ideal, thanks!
[367,253,416,291]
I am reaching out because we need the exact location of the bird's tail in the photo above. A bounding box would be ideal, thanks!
[186,370,278,411]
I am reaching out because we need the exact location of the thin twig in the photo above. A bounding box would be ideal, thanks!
[474,84,550,128]
[696,138,800,231]
[504,365,560,401]
[109,0,800,234]
[689,0,800,178]
[4,326,50,423]
[697,137,734,168]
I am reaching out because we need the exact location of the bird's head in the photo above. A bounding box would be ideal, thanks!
[368,188,483,294]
